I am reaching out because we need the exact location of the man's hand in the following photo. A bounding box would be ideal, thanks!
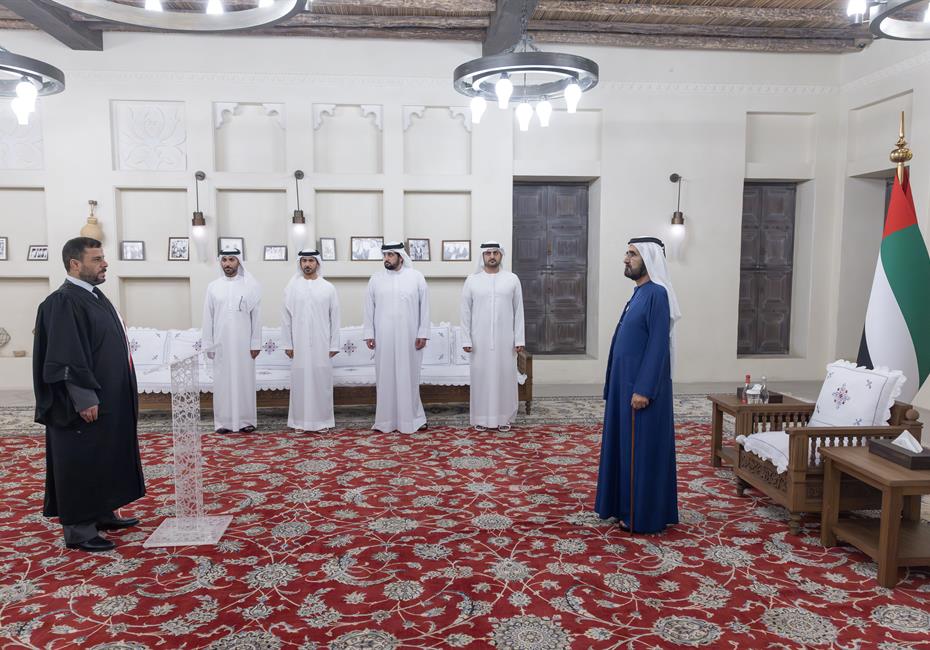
[515,346,525,353]
[79,405,98,423]
[415,338,427,350]
[365,339,375,350]
[329,351,338,358]
[250,349,260,359]
[285,349,294,359]
[463,346,472,353]
[631,393,650,410]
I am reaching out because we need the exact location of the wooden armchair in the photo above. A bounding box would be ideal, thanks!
[727,401,923,534]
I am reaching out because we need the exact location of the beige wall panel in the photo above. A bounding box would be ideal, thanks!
[214,103,286,173]
[404,107,470,175]
[117,188,188,261]
[313,105,382,174]
[0,278,49,357]
[120,277,191,329]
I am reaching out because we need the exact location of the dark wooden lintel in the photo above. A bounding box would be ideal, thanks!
[534,30,868,53]
[0,0,103,50]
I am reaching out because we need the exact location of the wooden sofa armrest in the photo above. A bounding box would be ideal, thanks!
[517,350,532,376]
[786,425,911,470]
[746,402,815,433]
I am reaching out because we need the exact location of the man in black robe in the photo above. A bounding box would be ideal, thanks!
[33,237,146,552]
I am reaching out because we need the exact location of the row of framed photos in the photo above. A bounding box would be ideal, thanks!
[0,239,49,261]
[0,236,475,263]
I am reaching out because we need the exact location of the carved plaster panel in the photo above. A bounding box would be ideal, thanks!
[112,100,186,172]
[0,107,44,170]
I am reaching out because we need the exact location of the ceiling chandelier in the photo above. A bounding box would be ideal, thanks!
[847,0,930,40]
[44,0,305,32]
[0,46,65,126]
[453,4,598,131]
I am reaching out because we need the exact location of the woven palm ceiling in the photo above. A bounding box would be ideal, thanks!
[0,0,877,53]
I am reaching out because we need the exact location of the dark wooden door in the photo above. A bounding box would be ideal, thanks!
[738,183,795,355]
[513,183,588,354]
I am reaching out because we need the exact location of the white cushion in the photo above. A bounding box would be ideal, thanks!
[333,326,375,368]
[809,360,905,428]
[451,326,471,366]
[423,325,452,366]
[127,328,167,366]
[258,327,292,369]
[166,328,205,363]
[736,432,790,474]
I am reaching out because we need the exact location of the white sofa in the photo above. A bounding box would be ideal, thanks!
[129,324,533,413]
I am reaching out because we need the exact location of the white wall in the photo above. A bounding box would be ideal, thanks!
[0,30,927,412]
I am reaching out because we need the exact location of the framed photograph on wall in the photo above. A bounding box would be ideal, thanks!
[264,245,288,261]
[218,237,244,258]
[121,240,146,261]
[168,237,190,261]
[0,237,7,261]
[27,245,49,261]
[442,240,471,261]
[407,238,430,262]
[319,237,336,261]
[351,236,384,261]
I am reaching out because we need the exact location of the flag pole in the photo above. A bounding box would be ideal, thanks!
[890,110,912,184]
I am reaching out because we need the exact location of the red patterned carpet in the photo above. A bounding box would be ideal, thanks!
[1,421,929,649]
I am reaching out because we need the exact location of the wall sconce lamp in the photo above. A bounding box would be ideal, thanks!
[668,173,686,259]
[292,170,307,248]
[80,199,104,241]
[192,171,207,259]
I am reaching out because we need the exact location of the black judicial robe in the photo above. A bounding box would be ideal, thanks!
[33,281,145,525]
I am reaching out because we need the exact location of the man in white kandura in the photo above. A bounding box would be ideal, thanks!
[363,241,430,433]
[281,249,341,432]
[461,242,526,431]
[202,248,262,433]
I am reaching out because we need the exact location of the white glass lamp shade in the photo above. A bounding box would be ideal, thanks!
[846,0,866,16]
[564,81,582,113]
[470,96,487,124]
[515,102,533,131]
[144,0,163,11]
[668,217,686,260]
[536,99,552,127]
[495,74,513,109]
[206,0,225,15]
[10,97,30,125]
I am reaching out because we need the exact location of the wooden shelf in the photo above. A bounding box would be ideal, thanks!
[834,519,930,566]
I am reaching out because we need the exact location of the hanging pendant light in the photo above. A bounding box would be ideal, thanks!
[668,173,687,260]
[0,46,65,127]
[536,99,552,127]
[144,0,163,11]
[191,171,208,259]
[292,170,307,248]
[515,102,533,132]
[495,74,513,109]
[470,96,487,124]
[44,1,301,31]
[206,0,225,15]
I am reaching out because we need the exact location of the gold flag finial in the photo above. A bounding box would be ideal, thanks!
[890,110,912,184]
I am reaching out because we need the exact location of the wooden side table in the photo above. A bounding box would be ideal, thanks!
[706,393,810,467]
[820,446,930,588]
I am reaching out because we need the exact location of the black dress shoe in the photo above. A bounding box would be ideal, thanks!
[239,425,256,433]
[97,516,140,531]
[66,535,115,552]
[216,428,232,434]
[418,422,428,431]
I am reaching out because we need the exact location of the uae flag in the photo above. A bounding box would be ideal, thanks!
[858,168,930,403]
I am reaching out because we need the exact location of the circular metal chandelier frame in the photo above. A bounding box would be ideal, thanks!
[0,49,65,97]
[453,51,599,102]
[45,0,303,33]
[869,0,930,40]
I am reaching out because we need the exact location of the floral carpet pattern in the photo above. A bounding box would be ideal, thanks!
[2,416,930,647]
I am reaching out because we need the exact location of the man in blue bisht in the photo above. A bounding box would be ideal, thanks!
[595,237,681,534]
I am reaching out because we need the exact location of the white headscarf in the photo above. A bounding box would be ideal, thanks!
[475,241,505,274]
[629,237,682,372]
[381,241,413,269]
[217,248,261,309]
[284,249,324,309]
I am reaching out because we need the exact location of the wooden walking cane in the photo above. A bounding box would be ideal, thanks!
[629,408,636,536]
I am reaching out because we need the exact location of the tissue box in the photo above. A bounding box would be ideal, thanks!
[868,438,930,470]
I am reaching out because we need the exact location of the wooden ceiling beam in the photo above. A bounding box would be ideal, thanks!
[308,0,495,15]
[529,19,869,40]
[534,29,867,53]
[285,14,489,29]
[0,0,103,50]
[535,1,849,27]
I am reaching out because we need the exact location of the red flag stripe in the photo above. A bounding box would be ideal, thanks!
[883,167,919,238]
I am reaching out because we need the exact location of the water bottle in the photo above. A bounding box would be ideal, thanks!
[760,376,769,404]
[743,374,751,404]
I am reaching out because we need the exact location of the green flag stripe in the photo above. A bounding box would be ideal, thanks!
[881,223,930,385]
